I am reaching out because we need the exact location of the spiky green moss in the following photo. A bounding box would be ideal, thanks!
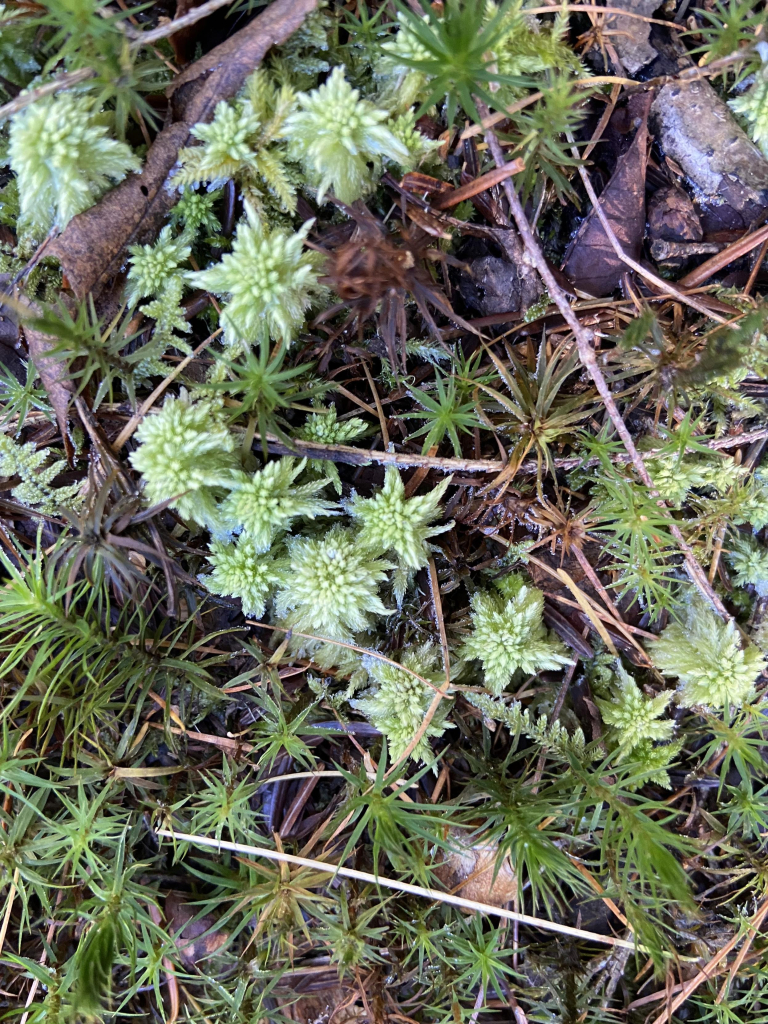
[220,457,338,552]
[186,205,326,348]
[351,644,451,765]
[650,598,765,710]
[348,466,454,570]
[201,536,288,618]
[285,66,410,203]
[129,396,238,534]
[461,575,571,696]
[274,526,391,640]
[8,92,140,234]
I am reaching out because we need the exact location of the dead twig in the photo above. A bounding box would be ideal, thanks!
[477,102,731,620]
[0,68,95,124]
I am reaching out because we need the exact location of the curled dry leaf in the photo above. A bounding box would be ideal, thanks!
[165,891,229,967]
[562,93,652,297]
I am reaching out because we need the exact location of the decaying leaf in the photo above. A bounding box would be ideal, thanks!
[165,891,229,966]
[562,93,652,297]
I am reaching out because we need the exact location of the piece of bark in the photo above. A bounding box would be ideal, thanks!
[23,319,75,462]
[647,185,703,243]
[50,0,317,302]
[650,76,768,232]
[562,93,652,297]
[604,0,658,75]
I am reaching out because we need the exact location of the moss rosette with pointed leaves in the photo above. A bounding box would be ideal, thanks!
[727,533,768,598]
[129,397,238,534]
[595,663,674,758]
[126,226,191,308]
[352,644,452,765]
[186,204,326,347]
[274,526,392,641]
[650,598,766,711]
[201,536,288,618]
[9,91,140,234]
[348,466,454,570]
[285,65,410,204]
[220,457,338,552]
[294,407,368,495]
[461,575,571,695]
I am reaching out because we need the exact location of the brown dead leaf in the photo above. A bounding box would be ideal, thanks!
[435,828,518,908]
[562,93,652,297]
[167,0,209,64]
[165,891,229,966]
[50,0,318,301]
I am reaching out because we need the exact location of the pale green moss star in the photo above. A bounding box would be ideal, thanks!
[201,536,288,618]
[126,226,191,308]
[186,204,326,347]
[129,396,238,533]
[274,526,391,640]
[461,575,571,695]
[348,466,454,570]
[9,91,140,234]
[351,644,452,765]
[220,457,338,551]
[294,407,368,494]
[649,597,765,711]
[595,663,674,758]
[727,533,768,597]
[285,66,410,203]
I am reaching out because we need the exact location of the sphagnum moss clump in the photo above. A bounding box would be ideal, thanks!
[461,575,571,695]
[129,396,238,533]
[187,204,326,347]
[9,91,140,234]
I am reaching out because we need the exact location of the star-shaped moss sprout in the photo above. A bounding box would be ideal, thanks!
[349,466,454,570]
[221,457,338,552]
[352,644,452,765]
[595,663,674,759]
[9,91,139,234]
[649,597,765,711]
[285,66,410,203]
[275,526,391,640]
[461,574,571,695]
[129,396,238,534]
[187,204,326,347]
[201,536,287,618]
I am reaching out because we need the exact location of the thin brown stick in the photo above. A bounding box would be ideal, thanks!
[0,68,95,124]
[129,0,238,46]
[476,103,730,619]
[362,360,390,448]
[431,159,526,209]
[680,223,768,290]
[744,235,768,296]
[250,426,768,477]
[158,828,642,951]
[112,328,222,451]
